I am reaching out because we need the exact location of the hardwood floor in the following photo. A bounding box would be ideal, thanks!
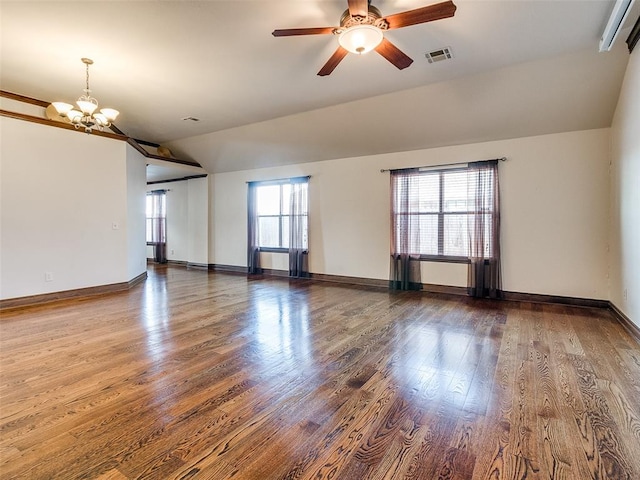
[1,265,639,479]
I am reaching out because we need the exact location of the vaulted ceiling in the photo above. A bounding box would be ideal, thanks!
[1,1,637,174]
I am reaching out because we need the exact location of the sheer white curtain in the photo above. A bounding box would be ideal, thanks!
[247,183,261,274]
[147,190,167,264]
[467,160,501,298]
[390,170,422,290]
[289,179,309,278]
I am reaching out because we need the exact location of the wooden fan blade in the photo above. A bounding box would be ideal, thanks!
[374,38,413,70]
[383,0,457,30]
[317,47,349,76]
[348,0,368,17]
[272,27,336,37]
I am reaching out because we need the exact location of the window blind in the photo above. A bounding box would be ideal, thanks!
[392,166,495,259]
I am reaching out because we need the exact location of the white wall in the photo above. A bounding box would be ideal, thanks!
[187,176,209,265]
[147,176,209,265]
[126,144,147,280]
[499,130,610,299]
[149,182,188,262]
[211,129,611,300]
[610,49,640,325]
[0,117,136,299]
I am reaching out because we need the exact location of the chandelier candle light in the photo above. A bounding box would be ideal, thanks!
[51,58,119,133]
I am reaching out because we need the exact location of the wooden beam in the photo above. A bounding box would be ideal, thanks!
[0,90,49,108]
[0,109,128,141]
[1,91,203,168]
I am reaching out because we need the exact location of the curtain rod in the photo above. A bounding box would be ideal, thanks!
[379,157,506,173]
[246,175,311,184]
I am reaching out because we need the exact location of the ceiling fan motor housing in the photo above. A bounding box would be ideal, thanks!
[336,5,389,34]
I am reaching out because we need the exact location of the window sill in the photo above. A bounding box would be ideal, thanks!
[417,256,494,265]
[258,247,308,254]
[259,247,288,253]
[419,255,470,264]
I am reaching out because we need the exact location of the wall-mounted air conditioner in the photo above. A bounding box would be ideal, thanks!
[600,0,636,52]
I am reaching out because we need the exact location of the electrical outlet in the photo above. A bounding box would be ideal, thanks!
[44,272,53,282]
[171,249,175,255]
[623,289,628,301]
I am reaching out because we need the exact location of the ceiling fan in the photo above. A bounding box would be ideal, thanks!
[272,0,457,76]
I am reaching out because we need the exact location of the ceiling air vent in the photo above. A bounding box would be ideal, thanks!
[424,46,453,64]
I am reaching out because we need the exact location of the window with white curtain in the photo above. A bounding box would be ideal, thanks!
[146,191,166,245]
[255,182,308,250]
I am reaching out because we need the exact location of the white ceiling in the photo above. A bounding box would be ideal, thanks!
[1,1,637,174]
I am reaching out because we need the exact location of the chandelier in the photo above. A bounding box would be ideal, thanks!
[51,58,119,133]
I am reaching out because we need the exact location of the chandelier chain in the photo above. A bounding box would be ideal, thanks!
[85,62,90,93]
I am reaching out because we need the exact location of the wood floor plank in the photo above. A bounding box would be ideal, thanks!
[471,305,520,479]
[569,353,636,479]
[1,265,639,479]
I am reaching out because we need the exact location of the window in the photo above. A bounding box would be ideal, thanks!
[146,191,166,245]
[392,166,495,260]
[248,177,310,276]
[254,181,308,250]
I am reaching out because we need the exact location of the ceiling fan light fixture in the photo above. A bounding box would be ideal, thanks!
[338,24,383,54]
[272,1,457,75]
